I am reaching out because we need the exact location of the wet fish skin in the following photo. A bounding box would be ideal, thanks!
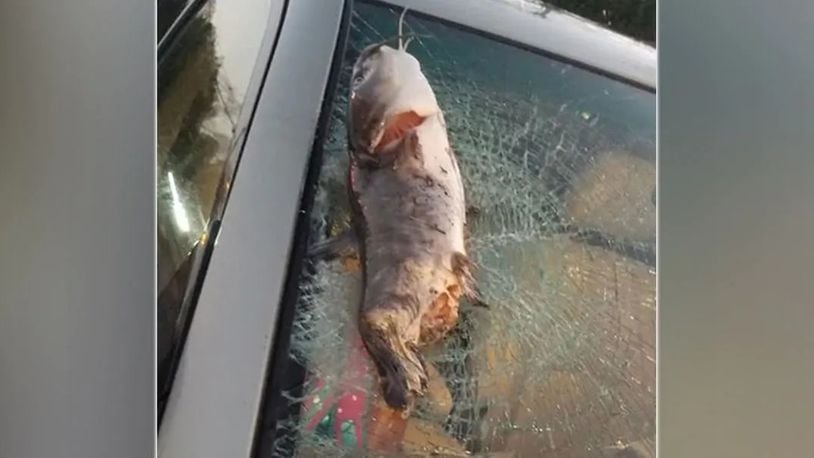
[346,43,473,413]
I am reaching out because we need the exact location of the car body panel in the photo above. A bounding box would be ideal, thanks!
[157,1,344,457]
[373,0,656,89]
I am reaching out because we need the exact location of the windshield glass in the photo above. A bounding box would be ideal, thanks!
[268,3,656,457]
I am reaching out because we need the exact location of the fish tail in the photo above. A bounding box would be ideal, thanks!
[359,314,427,412]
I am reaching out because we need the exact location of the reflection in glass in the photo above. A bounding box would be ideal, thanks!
[269,3,656,457]
[157,0,196,41]
[166,171,191,233]
[156,0,272,411]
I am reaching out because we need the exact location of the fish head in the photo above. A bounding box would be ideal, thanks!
[348,43,440,155]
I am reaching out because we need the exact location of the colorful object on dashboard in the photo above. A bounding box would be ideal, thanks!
[302,333,371,449]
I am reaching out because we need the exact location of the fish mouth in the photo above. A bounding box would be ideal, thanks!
[374,110,426,153]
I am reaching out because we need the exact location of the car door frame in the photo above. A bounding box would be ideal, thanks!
[157,1,348,457]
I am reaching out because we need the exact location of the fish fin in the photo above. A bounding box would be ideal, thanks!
[450,251,472,279]
[307,229,358,261]
[450,252,476,298]
[360,316,427,413]
[451,252,491,310]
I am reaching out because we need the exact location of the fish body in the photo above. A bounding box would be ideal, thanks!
[346,40,473,412]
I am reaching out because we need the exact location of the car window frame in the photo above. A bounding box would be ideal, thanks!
[155,0,290,427]
[250,1,656,456]
[157,1,348,457]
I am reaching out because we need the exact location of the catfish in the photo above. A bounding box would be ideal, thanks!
[310,10,480,414]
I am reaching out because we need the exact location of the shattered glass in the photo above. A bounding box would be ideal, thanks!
[269,3,656,457]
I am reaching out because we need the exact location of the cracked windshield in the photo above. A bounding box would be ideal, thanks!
[269,2,655,458]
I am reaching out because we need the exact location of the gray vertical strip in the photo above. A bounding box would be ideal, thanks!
[157,1,343,457]
[0,1,155,457]
[660,0,814,456]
